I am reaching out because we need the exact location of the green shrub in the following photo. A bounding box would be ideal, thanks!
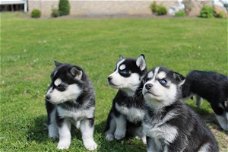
[59,0,70,16]
[175,10,186,17]
[150,2,167,16]
[31,9,41,18]
[150,1,157,13]
[199,5,214,18]
[51,8,60,17]
[156,5,167,15]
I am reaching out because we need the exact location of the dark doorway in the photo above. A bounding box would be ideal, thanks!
[0,4,24,12]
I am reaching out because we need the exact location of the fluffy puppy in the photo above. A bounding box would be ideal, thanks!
[142,67,218,152]
[105,55,147,142]
[45,61,97,150]
[182,70,228,131]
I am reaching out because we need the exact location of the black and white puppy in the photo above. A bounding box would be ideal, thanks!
[105,55,147,142]
[182,70,228,131]
[45,61,97,150]
[142,67,218,152]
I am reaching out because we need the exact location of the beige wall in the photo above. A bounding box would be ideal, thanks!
[28,0,211,17]
[28,0,58,16]
[28,0,179,17]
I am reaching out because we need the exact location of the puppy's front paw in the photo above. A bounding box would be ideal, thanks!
[105,133,114,141]
[57,141,70,150]
[114,131,125,140]
[48,131,58,139]
[84,139,97,151]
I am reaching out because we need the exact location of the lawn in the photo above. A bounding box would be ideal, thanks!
[1,13,227,152]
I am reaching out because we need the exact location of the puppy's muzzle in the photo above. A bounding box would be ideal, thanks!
[145,84,153,90]
[108,76,113,84]
[46,95,51,101]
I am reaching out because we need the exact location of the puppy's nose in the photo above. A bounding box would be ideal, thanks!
[46,95,51,101]
[108,76,112,82]
[145,84,153,90]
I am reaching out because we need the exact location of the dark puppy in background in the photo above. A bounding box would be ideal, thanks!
[45,61,97,150]
[142,67,218,152]
[105,55,147,143]
[182,70,228,131]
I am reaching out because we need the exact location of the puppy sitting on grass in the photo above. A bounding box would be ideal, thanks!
[105,55,147,143]
[45,61,97,150]
[142,67,218,152]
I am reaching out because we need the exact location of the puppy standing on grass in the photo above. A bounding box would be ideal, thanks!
[45,61,97,150]
[142,67,218,152]
[105,55,147,142]
[182,70,228,131]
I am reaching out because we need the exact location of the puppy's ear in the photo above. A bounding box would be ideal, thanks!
[119,55,124,60]
[116,55,125,64]
[118,55,125,61]
[70,67,82,80]
[136,54,146,71]
[173,72,185,86]
[181,80,191,98]
[172,72,193,98]
[54,61,62,67]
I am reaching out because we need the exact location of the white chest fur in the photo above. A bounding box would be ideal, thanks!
[57,106,95,121]
[143,110,178,144]
[115,103,145,123]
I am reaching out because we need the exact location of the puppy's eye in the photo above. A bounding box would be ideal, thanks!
[158,79,167,86]
[56,84,66,91]
[145,77,151,82]
[120,70,128,74]
[119,69,131,77]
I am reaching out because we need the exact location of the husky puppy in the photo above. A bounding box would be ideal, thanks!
[182,70,228,131]
[45,61,97,150]
[105,55,147,142]
[142,67,218,152]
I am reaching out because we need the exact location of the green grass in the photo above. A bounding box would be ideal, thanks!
[1,13,228,151]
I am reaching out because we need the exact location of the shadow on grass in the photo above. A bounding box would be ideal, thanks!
[26,115,50,143]
[95,120,146,152]
[26,116,145,151]
[26,115,82,143]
